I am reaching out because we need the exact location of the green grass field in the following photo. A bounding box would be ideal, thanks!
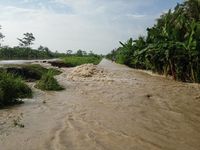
[62,56,102,67]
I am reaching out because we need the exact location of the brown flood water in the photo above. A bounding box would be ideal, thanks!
[0,59,200,150]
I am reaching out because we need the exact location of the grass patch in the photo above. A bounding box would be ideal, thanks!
[62,56,102,67]
[48,68,62,76]
[35,70,64,91]
[0,64,62,107]
[0,72,32,107]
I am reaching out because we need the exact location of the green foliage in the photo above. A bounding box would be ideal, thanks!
[0,46,66,60]
[0,47,51,59]
[76,50,87,56]
[35,70,64,91]
[18,33,35,48]
[0,72,32,107]
[62,56,102,67]
[107,0,200,83]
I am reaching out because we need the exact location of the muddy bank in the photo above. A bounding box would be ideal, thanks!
[0,64,62,82]
[48,61,70,68]
[0,59,200,150]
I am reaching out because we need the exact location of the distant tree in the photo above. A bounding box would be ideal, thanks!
[0,25,5,47]
[82,51,87,56]
[38,45,50,52]
[66,50,73,55]
[18,33,35,47]
[44,47,50,53]
[88,51,95,56]
[76,49,83,56]
[38,45,45,51]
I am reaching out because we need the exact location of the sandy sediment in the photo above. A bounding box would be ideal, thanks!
[0,59,200,150]
[67,63,114,83]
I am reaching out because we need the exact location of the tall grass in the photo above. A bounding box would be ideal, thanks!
[0,72,32,107]
[35,70,64,91]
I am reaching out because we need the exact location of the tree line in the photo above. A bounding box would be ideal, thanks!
[0,28,101,60]
[107,0,200,83]
[0,30,66,59]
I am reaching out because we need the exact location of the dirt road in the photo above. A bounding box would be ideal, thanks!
[0,59,200,150]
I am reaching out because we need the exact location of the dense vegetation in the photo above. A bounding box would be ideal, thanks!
[0,72,32,107]
[0,46,65,60]
[107,0,200,83]
[35,70,64,91]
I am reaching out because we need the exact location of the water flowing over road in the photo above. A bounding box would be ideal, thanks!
[0,59,200,150]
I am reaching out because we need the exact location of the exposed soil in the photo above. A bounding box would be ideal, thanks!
[0,59,200,150]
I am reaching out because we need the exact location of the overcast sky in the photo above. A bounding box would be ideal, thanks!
[0,0,183,54]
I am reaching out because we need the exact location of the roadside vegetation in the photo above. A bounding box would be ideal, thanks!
[0,72,32,107]
[107,0,200,83]
[35,70,64,91]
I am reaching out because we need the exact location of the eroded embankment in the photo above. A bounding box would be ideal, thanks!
[0,59,200,150]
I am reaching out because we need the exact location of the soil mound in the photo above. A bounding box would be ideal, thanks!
[67,64,111,81]
[71,64,102,77]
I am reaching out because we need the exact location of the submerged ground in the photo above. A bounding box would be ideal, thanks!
[0,59,200,150]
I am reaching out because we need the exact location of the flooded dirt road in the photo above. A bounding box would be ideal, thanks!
[0,59,200,150]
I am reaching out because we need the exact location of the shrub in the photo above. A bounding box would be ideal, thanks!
[0,72,32,107]
[35,70,64,91]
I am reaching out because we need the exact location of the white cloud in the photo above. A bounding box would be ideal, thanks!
[0,0,160,54]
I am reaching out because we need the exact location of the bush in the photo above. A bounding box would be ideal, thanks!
[0,72,32,107]
[35,70,64,91]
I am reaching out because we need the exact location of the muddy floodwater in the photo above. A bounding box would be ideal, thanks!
[0,59,58,65]
[0,59,200,150]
